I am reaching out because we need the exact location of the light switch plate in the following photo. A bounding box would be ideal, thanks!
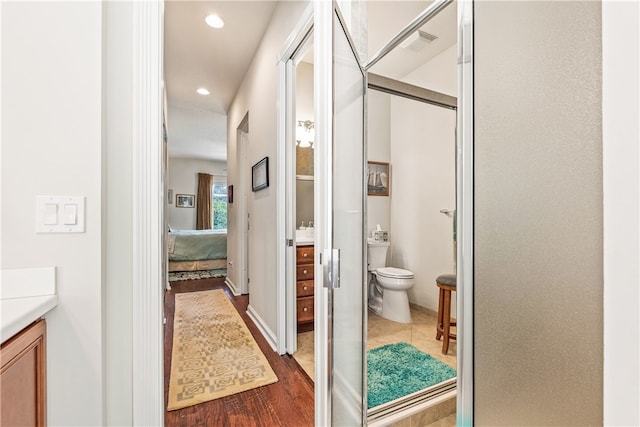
[36,196,85,233]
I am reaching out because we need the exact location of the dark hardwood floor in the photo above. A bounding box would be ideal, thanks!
[164,278,315,427]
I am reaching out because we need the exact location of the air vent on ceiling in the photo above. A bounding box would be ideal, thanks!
[400,30,438,51]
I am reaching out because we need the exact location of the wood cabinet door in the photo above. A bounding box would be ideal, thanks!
[1,319,46,427]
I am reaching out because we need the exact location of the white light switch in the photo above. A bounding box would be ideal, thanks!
[63,204,77,225]
[37,196,85,233]
[44,203,58,225]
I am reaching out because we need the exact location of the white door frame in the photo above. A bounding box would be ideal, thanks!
[456,0,474,424]
[276,5,314,357]
[230,114,250,296]
[131,1,164,425]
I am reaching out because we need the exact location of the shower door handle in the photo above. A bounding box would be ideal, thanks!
[323,248,341,289]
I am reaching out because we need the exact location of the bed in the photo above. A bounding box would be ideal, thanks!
[168,229,227,272]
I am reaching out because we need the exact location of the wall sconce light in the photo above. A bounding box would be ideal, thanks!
[296,120,315,148]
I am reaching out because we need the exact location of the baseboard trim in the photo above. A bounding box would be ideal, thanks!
[246,304,278,352]
[224,277,240,296]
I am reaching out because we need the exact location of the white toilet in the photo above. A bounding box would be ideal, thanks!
[367,238,415,323]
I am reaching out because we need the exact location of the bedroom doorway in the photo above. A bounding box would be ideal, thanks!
[235,114,250,295]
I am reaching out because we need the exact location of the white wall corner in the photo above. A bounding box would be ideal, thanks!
[602,1,640,425]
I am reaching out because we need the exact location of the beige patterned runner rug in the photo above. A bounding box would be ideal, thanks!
[167,289,278,411]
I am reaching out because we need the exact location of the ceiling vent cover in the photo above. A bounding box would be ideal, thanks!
[400,30,438,51]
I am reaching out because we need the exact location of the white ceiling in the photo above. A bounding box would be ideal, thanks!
[163,1,456,162]
[367,1,457,79]
[164,1,278,161]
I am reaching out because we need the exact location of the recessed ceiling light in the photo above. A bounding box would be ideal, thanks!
[196,88,210,95]
[205,14,224,29]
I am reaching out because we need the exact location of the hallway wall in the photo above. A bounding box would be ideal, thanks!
[226,1,311,338]
[1,2,105,425]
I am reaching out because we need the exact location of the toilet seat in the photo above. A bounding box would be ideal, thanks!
[377,267,414,279]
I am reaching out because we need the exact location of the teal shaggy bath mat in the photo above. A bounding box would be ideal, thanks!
[367,342,456,408]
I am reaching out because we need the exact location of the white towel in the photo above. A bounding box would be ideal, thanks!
[379,172,388,188]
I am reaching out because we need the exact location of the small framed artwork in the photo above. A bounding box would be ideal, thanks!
[228,185,234,203]
[252,157,269,192]
[176,194,195,208]
[367,161,390,196]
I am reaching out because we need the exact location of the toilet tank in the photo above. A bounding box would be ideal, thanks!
[367,239,390,271]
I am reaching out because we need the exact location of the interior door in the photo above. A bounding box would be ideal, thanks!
[315,2,366,425]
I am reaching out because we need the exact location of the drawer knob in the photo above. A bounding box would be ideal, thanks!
[303,307,308,311]
[303,286,308,291]
[303,253,308,257]
[303,269,308,274]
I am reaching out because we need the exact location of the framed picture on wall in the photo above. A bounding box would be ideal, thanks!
[368,161,390,196]
[176,194,195,208]
[252,157,269,192]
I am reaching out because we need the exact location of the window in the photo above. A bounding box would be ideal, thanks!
[212,182,227,231]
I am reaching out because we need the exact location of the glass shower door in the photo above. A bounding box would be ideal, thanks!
[329,5,366,426]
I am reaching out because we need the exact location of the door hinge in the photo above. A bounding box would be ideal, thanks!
[287,239,294,247]
[323,248,340,289]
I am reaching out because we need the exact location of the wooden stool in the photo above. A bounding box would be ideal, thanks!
[435,274,457,355]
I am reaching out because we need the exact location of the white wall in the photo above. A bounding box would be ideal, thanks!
[226,1,311,336]
[398,44,457,312]
[167,157,226,230]
[367,90,391,237]
[389,99,456,312]
[603,1,640,424]
[1,2,104,425]
[296,61,314,123]
[403,44,457,97]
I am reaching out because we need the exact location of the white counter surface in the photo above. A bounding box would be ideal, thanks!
[1,295,58,343]
[1,267,57,344]
[296,239,314,246]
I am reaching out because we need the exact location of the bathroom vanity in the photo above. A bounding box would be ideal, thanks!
[296,244,314,332]
[0,267,57,427]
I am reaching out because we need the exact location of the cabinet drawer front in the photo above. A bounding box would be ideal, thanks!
[297,297,314,323]
[296,246,314,264]
[296,280,314,297]
[296,265,314,281]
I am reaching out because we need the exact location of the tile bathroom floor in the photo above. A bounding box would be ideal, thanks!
[294,303,457,383]
[293,304,457,426]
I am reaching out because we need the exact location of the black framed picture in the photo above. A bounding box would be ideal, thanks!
[252,157,269,192]
[176,194,195,207]
[367,161,390,197]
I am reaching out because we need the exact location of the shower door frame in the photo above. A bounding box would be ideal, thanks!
[364,78,458,425]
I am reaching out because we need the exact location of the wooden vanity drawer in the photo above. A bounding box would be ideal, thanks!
[296,265,314,281]
[296,280,314,297]
[296,246,314,264]
[296,297,314,324]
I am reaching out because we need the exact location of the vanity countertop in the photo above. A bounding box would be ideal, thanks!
[1,295,58,343]
[295,228,315,246]
[1,267,57,344]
